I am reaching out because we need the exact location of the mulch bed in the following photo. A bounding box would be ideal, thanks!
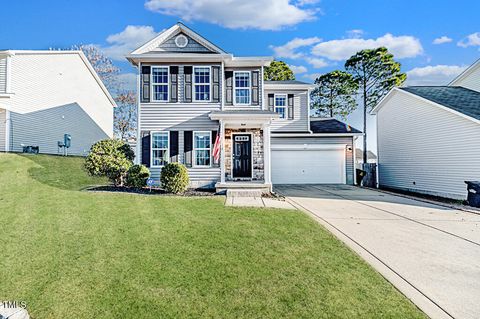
[86,185,217,196]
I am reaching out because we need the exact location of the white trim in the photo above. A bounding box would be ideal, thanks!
[220,121,226,183]
[263,124,271,184]
[271,144,346,151]
[174,34,189,48]
[449,58,480,86]
[271,133,363,137]
[150,66,170,102]
[4,109,10,152]
[5,55,12,94]
[231,132,254,179]
[274,94,287,120]
[353,137,357,185]
[261,65,265,110]
[193,66,212,102]
[221,61,225,110]
[233,71,251,106]
[264,83,315,90]
[136,63,141,164]
[150,131,170,168]
[193,130,212,168]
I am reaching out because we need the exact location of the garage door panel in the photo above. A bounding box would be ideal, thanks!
[272,149,345,184]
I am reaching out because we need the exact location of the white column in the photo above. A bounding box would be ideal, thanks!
[136,62,142,164]
[263,123,271,185]
[220,120,226,183]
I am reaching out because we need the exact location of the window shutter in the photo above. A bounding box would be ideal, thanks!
[211,130,219,167]
[268,94,274,111]
[170,66,178,103]
[184,66,192,103]
[212,66,220,103]
[184,131,193,167]
[251,70,260,106]
[225,71,233,105]
[141,131,151,167]
[141,66,151,103]
[170,131,179,162]
[288,94,294,120]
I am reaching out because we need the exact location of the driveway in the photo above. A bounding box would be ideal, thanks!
[275,184,480,319]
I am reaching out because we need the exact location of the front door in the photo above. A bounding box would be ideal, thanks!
[232,134,252,178]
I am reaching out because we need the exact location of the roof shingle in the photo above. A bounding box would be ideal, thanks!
[309,118,362,134]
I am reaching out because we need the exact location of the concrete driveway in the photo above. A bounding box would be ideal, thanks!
[275,184,480,319]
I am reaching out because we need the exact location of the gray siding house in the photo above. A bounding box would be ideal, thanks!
[127,23,361,191]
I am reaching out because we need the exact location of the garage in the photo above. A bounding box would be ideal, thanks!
[271,144,346,184]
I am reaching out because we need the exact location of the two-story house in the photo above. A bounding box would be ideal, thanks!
[127,23,361,192]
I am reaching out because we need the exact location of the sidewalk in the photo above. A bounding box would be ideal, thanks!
[225,196,296,209]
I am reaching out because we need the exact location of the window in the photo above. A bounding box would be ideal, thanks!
[194,67,211,101]
[274,94,287,119]
[194,131,211,167]
[151,132,169,167]
[152,67,169,101]
[234,71,251,105]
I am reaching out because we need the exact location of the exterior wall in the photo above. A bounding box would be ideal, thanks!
[0,56,6,93]
[264,89,309,132]
[451,64,480,92]
[224,67,263,110]
[156,33,214,53]
[0,109,5,151]
[377,91,480,200]
[271,136,355,185]
[224,128,264,181]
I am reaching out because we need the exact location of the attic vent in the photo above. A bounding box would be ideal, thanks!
[175,34,188,48]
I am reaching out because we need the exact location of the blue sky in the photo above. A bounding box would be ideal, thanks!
[1,0,479,151]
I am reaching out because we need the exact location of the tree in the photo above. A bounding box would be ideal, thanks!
[114,91,137,141]
[345,47,406,164]
[264,60,295,81]
[311,70,359,119]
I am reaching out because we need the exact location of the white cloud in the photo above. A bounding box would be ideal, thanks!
[289,65,308,74]
[304,73,322,81]
[406,65,467,86]
[458,32,480,48]
[270,37,321,59]
[305,57,328,68]
[346,29,364,39]
[145,0,318,30]
[102,25,158,60]
[311,33,423,61]
[116,73,137,91]
[433,36,452,45]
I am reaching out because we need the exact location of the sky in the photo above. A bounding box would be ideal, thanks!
[1,0,479,152]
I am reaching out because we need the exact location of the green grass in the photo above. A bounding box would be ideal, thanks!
[0,153,425,318]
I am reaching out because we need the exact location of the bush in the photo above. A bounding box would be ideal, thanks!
[85,139,135,186]
[160,163,189,194]
[126,164,150,188]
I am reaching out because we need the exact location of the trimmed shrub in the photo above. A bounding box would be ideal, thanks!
[160,163,189,194]
[126,164,150,188]
[85,139,135,186]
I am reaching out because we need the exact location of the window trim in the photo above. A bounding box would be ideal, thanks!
[193,131,212,168]
[233,71,251,106]
[151,66,170,103]
[193,66,212,103]
[274,93,288,120]
[150,131,170,168]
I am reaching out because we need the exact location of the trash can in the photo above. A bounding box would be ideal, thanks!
[356,169,366,186]
[465,181,480,208]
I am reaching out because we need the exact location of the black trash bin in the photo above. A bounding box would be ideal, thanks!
[356,169,366,186]
[465,181,480,208]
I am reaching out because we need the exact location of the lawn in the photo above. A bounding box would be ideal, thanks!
[0,153,425,318]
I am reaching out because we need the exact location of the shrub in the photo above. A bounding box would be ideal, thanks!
[160,163,189,194]
[126,164,150,188]
[85,139,135,186]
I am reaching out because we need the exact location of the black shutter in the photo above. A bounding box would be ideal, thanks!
[268,94,274,111]
[251,70,260,106]
[170,131,179,162]
[141,65,151,103]
[225,71,233,105]
[170,66,178,103]
[211,130,219,167]
[184,131,193,167]
[288,94,294,120]
[184,66,193,103]
[141,131,151,167]
[212,66,220,103]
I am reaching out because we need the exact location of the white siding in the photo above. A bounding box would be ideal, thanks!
[451,63,480,92]
[0,109,6,151]
[265,90,309,132]
[0,57,6,93]
[377,91,480,199]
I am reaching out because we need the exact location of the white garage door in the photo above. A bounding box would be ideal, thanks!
[271,146,346,184]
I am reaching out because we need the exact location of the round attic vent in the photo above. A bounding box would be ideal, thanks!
[175,34,188,48]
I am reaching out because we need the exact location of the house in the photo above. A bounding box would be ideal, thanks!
[126,23,362,192]
[372,58,480,200]
[355,148,377,167]
[0,50,115,156]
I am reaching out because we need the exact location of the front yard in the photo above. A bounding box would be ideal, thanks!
[0,153,425,318]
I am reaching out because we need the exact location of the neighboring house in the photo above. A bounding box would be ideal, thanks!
[0,50,115,156]
[355,149,377,167]
[126,23,362,191]
[372,58,480,200]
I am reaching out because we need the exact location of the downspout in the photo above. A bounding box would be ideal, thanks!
[307,88,313,134]
[136,62,141,164]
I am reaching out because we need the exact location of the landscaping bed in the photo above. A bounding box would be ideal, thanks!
[87,185,216,196]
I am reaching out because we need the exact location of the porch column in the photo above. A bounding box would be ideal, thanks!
[263,123,271,184]
[220,120,226,183]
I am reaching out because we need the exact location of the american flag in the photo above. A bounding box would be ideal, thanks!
[213,131,221,162]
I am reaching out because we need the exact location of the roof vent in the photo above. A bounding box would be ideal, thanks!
[175,34,188,48]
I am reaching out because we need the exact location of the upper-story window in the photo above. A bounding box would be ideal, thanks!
[151,132,169,167]
[194,67,211,101]
[234,71,251,105]
[152,67,169,102]
[274,94,287,119]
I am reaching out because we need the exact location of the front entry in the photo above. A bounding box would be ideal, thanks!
[232,134,252,178]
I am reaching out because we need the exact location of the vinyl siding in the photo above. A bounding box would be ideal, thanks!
[452,65,480,92]
[0,57,6,93]
[271,136,355,185]
[377,91,480,200]
[0,109,6,151]
[156,33,214,53]
[265,90,309,132]
[224,67,263,110]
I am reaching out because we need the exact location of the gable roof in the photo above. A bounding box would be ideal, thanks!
[355,149,377,161]
[399,86,480,121]
[310,118,362,134]
[449,58,480,86]
[264,80,310,85]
